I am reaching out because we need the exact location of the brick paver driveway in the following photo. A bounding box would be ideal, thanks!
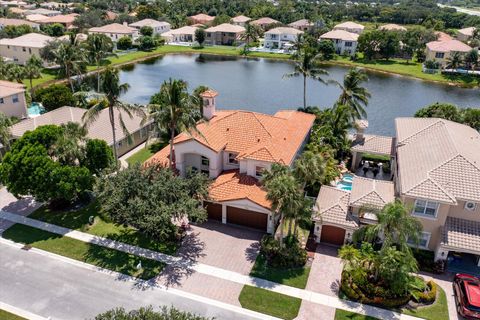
[297,244,343,320]
[157,221,263,305]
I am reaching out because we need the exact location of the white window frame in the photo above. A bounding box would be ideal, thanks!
[407,231,431,249]
[412,199,439,219]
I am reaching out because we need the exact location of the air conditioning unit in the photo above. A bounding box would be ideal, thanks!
[465,202,477,211]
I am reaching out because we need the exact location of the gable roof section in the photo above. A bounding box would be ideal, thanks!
[320,29,359,41]
[395,117,480,203]
[349,176,395,208]
[0,32,53,48]
[0,80,26,98]
[89,23,137,34]
[232,15,251,23]
[313,186,358,228]
[205,23,245,33]
[351,134,393,156]
[426,39,471,53]
[334,21,364,30]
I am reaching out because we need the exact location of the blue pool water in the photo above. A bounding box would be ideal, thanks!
[28,102,45,117]
[336,173,353,191]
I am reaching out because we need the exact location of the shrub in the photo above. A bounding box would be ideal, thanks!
[260,235,307,268]
[35,84,74,111]
[117,36,133,50]
[81,139,114,175]
[138,35,156,51]
[414,280,437,304]
[140,26,153,36]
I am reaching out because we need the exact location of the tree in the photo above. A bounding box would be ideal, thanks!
[95,306,212,320]
[317,40,335,60]
[145,79,201,168]
[335,67,371,121]
[294,150,326,191]
[194,28,206,47]
[0,112,13,158]
[136,4,161,20]
[24,55,42,97]
[81,139,114,174]
[140,26,154,36]
[117,36,133,50]
[353,200,423,253]
[213,14,231,25]
[446,51,463,70]
[85,34,114,92]
[35,84,74,111]
[53,122,88,166]
[379,31,400,60]
[40,39,64,63]
[414,102,462,122]
[240,23,261,55]
[0,24,32,38]
[95,164,209,241]
[73,9,104,29]
[464,49,479,71]
[51,41,87,92]
[41,23,65,37]
[139,36,156,51]
[82,67,145,160]
[283,39,330,109]
[358,30,383,60]
[463,108,480,131]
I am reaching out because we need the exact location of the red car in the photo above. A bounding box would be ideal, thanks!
[454,273,480,319]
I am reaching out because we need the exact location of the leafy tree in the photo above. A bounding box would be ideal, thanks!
[24,55,42,97]
[35,84,74,111]
[82,67,145,160]
[145,79,201,168]
[95,164,209,241]
[194,28,206,47]
[335,67,371,121]
[40,39,64,63]
[464,49,479,71]
[41,23,65,37]
[82,139,114,174]
[317,40,335,60]
[117,36,133,50]
[283,38,330,109]
[240,23,261,55]
[414,102,462,122]
[0,112,13,158]
[51,41,87,92]
[136,4,162,20]
[73,9,104,29]
[213,14,231,25]
[0,24,32,38]
[85,34,114,92]
[358,30,383,60]
[463,108,480,131]
[379,31,400,60]
[446,51,463,70]
[140,26,154,36]
[53,122,88,166]
[0,63,24,83]
[95,306,212,320]
[294,150,326,191]
[138,35,156,51]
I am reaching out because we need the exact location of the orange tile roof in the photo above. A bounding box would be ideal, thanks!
[173,110,315,165]
[200,89,218,98]
[209,170,270,209]
[145,144,171,167]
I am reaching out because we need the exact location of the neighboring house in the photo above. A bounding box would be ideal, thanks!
[264,27,303,49]
[333,21,364,34]
[88,23,139,42]
[146,90,315,233]
[457,27,476,42]
[24,8,61,16]
[8,7,26,15]
[0,80,28,119]
[0,33,54,65]
[36,13,78,28]
[129,19,171,35]
[25,14,49,23]
[288,19,313,31]
[250,17,280,30]
[379,23,407,32]
[204,23,245,45]
[425,39,472,67]
[231,15,251,27]
[161,26,198,43]
[9,106,152,157]
[0,18,39,30]
[104,11,118,21]
[188,13,214,26]
[320,29,359,55]
[435,31,453,42]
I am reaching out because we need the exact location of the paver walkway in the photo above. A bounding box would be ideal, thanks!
[0,210,422,320]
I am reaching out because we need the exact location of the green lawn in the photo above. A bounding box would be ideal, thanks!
[238,285,302,320]
[0,310,27,320]
[29,201,178,255]
[335,309,378,320]
[2,224,164,280]
[249,254,311,289]
[126,147,155,166]
[402,285,449,320]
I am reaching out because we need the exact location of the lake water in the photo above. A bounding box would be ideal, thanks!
[119,54,479,136]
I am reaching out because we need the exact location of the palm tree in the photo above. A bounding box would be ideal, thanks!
[86,34,114,92]
[0,112,13,159]
[143,79,201,168]
[82,67,145,160]
[294,150,326,191]
[5,64,25,83]
[446,51,463,70]
[464,49,479,72]
[283,43,329,109]
[336,67,371,121]
[353,200,423,253]
[24,55,43,97]
[53,122,88,165]
[240,23,261,56]
[52,41,86,92]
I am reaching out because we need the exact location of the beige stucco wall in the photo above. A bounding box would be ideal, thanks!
[425,49,468,67]
[115,128,148,157]
[174,140,222,178]
[205,31,243,45]
[0,92,27,118]
[0,44,45,66]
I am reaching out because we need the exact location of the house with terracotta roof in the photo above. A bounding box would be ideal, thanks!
[457,26,476,42]
[129,19,171,35]
[0,80,28,119]
[379,23,407,32]
[25,14,49,23]
[288,19,313,32]
[0,18,39,30]
[88,23,139,42]
[24,8,61,16]
[36,13,78,28]
[333,21,364,34]
[161,26,198,43]
[231,15,251,27]
[425,39,472,67]
[250,17,280,30]
[0,33,54,65]
[188,13,214,26]
[320,29,359,56]
[146,90,315,233]
[204,23,245,45]
[264,27,303,49]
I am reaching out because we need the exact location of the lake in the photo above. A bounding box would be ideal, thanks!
[119,54,479,136]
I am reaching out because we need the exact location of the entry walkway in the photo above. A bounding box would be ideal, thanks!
[0,210,421,320]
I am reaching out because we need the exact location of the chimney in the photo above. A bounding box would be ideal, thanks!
[123,21,128,26]
[354,119,368,143]
[200,89,218,120]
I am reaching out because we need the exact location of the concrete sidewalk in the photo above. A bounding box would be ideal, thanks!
[0,210,421,320]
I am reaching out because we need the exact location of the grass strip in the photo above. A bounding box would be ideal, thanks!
[2,224,165,280]
[402,285,449,320]
[0,310,27,320]
[335,309,378,320]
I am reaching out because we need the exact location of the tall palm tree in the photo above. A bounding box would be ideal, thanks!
[53,122,88,165]
[464,49,479,72]
[82,67,145,160]
[52,41,86,92]
[293,150,326,191]
[283,43,329,109]
[143,79,201,168]
[0,112,13,160]
[24,55,43,97]
[353,200,423,253]
[85,34,114,92]
[446,51,463,70]
[240,23,261,56]
[336,67,371,121]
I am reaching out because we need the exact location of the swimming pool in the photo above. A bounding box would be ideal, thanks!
[336,173,353,191]
[28,102,45,117]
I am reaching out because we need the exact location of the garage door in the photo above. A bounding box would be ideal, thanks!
[320,225,346,246]
[227,206,268,231]
[204,201,222,221]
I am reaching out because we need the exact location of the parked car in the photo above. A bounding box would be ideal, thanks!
[453,273,480,319]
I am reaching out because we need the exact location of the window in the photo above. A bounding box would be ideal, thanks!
[413,199,439,218]
[435,52,445,59]
[22,47,26,52]
[345,41,352,47]
[29,48,31,54]
[228,152,238,165]
[140,127,147,139]
[255,166,264,177]
[201,156,209,166]
[0,98,4,104]
[12,94,19,103]
[407,232,431,249]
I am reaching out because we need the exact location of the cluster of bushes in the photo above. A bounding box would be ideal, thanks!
[413,280,437,304]
[95,306,212,320]
[413,249,445,274]
[415,102,480,131]
[259,235,307,268]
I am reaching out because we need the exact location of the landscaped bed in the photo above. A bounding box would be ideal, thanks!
[238,285,302,320]
[0,309,27,320]
[29,201,178,255]
[2,224,165,280]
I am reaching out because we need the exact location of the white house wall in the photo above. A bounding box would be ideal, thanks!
[174,140,222,178]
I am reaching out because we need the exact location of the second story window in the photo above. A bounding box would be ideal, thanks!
[255,166,264,178]
[345,41,352,47]
[201,156,209,166]
[12,94,19,103]
[413,199,439,218]
[228,152,238,165]
[435,52,445,59]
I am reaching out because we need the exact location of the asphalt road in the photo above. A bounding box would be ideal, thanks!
[0,240,267,320]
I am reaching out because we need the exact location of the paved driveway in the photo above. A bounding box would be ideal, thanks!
[0,188,40,234]
[297,244,343,320]
[422,272,461,320]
